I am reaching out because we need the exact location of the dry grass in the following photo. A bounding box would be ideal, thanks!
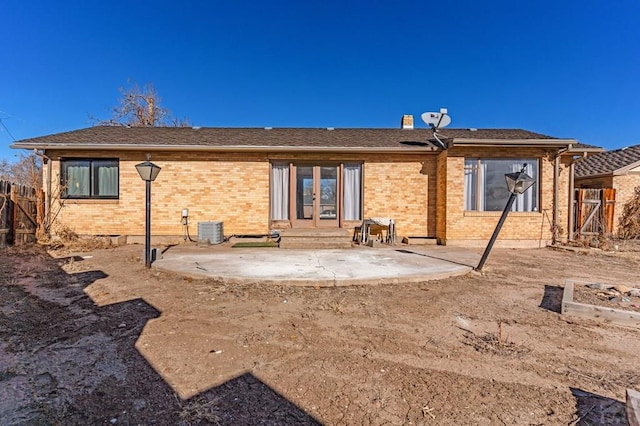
[462,320,530,356]
[618,186,640,239]
[41,224,115,255]
[177,396,221,425]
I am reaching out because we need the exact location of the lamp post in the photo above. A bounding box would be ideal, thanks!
[475,164,535,271]
[135,155,161,269]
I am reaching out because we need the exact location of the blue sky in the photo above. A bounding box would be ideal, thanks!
[1,0,639,161]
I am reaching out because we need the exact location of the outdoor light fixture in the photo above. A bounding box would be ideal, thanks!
[505,168,535,196]
[135,158,161,182]
[476,164,535,271]
[136,154,161,268]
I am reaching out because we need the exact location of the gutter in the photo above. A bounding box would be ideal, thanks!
[450,138,577,147]
[10,143,441,154]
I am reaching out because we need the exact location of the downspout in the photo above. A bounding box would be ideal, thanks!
[568,160,575,241]
[553,153,560,244]
[553,144,572,244]
[33,150,52,231]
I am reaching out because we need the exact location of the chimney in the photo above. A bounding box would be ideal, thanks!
[401,114,414,129]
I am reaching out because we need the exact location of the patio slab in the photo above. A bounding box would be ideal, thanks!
[153,244,481,286]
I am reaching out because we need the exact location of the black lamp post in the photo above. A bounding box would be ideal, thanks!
[135,155,161,269]
[475,164,535,271]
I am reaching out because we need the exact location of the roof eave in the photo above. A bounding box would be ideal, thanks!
[575,172,613,179]
[567,147,605,155]
[449,138,577,147]
[613,160,640,176]
[11,142,440,154]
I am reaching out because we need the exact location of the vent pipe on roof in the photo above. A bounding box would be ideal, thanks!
[401,115,414,129]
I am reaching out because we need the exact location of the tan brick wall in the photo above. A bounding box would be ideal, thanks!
[47,151,270,238]
[435,152,448,243]
[362,156,435,237]
[268,152,437,237]
[45,150,438,239]
[43,147,570,246]
[438,147,567,247]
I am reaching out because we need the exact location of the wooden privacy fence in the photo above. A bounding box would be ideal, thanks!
[0,180,44,248]
[574,188,616,238]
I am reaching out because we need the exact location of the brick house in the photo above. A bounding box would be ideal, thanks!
[12,118,596,247]
[574,144,640,233]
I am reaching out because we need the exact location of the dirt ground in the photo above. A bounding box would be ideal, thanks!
[1,241,639,425]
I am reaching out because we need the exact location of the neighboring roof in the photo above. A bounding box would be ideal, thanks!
[11,126,579,153]
[575,144,640,178]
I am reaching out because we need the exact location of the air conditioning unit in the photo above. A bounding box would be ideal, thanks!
[197,221,224,244]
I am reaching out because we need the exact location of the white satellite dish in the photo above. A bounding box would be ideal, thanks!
[421,111,451,129]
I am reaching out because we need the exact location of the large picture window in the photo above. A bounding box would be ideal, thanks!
[464,158,538,212]
[62,159,119,199]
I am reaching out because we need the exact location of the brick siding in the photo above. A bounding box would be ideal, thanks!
[44,147,570,247]
[436,147,569,247]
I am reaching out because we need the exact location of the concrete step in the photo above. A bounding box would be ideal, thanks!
[278,228,354,249]
[280,238,353,249]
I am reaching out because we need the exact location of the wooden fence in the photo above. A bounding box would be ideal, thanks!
[0,180,44,248]
[574,188,616,238]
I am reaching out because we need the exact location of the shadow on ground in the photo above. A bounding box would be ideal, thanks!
[394,248,477,268]
[0,245,319,425]
[539,284,564,313]
[571,388,628,425]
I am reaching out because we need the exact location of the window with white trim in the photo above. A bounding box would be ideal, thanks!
[464,158,538,212]
[61,159,119,199]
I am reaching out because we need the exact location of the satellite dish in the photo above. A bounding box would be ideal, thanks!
[421,112,451,129]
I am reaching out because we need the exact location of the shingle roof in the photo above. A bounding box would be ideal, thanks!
[11,126,577,152]
[575,144,640,177]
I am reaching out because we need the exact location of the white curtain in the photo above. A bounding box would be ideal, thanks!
[343,164,361,220]
[67,165,90,196]
[270,163,289,220]
[464,160,485,211]
[464,161,475,211]
[479,162,486,210]
[511,162,536,212]
[98,165,118,196]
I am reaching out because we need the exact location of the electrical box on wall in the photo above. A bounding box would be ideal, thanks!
[197,221,224,244]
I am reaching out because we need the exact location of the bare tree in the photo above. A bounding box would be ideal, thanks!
[618,186,640,239]
[94,81,190,127]
[0,158,10,181]
[0,153,41,187]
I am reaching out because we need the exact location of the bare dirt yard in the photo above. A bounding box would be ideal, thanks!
[1,241,639,425]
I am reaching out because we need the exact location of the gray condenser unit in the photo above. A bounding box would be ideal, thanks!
[197,221,224,244]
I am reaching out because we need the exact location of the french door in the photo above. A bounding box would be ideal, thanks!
[293,164,339,228]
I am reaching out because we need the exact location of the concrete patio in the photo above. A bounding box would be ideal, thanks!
[153,244,481,286]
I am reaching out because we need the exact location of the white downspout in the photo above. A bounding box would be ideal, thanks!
[33,150,52,231]
[568,160,575,241]
[554,155,560,244]
[553,144,572,244]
